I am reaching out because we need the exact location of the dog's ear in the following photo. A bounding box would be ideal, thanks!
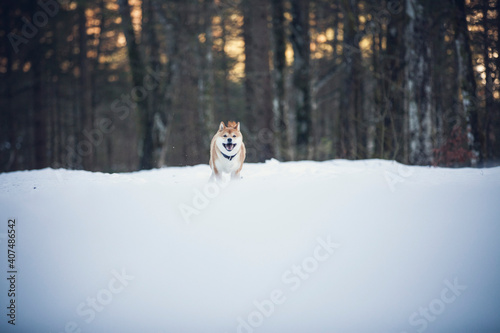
[236,122,240,131]
[219,121,225,131]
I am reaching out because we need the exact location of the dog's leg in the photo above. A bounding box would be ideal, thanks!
[232,162,244,180]
[210,168,223,182]
[209,162,220,182]
[210,172,222,182]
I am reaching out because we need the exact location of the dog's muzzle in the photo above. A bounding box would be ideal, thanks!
[223,143,236,152]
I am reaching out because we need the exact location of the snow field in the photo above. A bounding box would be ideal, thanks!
[0,159,499,332]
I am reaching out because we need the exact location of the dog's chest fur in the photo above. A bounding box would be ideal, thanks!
[214,150,240,173]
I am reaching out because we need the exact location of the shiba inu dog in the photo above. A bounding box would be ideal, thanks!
[209,121,246,181]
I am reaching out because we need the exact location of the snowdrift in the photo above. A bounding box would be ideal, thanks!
[1,159,499,333]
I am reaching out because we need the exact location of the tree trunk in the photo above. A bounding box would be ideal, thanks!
[405,0,433,165]
[32,8,48,171]
[482,0,494,163]
[78,4,94,170]
[198,0,216,147]
[290,0,312,160]
[118,0,153,169]
[243,0,274,162]
[271,0,290,160]
[385,0,406,162]
[92,0,106,111]
[143,0,169,168]
[219,9,232,117]
[340,0,361,159]
[151,0,177,166]
[454,0,481,166]
[168,0,204,166]
[2,2,17,171]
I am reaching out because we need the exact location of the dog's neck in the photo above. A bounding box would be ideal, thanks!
[221,151,238,161]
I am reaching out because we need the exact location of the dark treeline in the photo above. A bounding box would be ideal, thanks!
[0,0,499,172]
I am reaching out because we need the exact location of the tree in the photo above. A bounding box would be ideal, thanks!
[31,3,48,169]
[381,0,406,162]
[405,0,433,165]
[118,0,154,169]
[78,3,94,170]
[143,0,169,168]
[169,0,206,165]
[271,0,290,160]
[198,0,216,147]
[242,0,274,161]
[482,0,495,162]
[453,0,481,166]
[1,1,17,171]
[340,0,362,159]
[290,0,312,160]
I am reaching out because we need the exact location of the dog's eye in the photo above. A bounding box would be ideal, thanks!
[232,135,236,138]
[223,135,227,137]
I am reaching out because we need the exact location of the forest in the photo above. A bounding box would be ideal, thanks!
[0,0,499,172]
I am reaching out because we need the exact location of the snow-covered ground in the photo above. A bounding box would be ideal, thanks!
[1,159,500,333]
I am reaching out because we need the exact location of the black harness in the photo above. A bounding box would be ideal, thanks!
[221,151,238,161]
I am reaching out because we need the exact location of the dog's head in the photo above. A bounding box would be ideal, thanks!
[215,121,243,156]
